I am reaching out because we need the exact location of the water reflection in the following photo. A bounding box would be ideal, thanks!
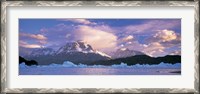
[19,67,181,75]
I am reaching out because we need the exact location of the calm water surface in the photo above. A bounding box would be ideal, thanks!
[19,67,181,75]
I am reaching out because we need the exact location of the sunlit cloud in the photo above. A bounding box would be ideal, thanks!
[19,19,181,57]
[73,25,117,50]
[153,29,177,42]
[143,42,166,57]
[93,25,116,33]
[117,35,135,47]
[122,35,134,41]
[117,41,145,51]
[19,40,42,48]
[145,29,181,49]
[170,50,181,55]
[20,32,47,40]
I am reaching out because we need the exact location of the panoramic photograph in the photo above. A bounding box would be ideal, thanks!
[19,19,181,75]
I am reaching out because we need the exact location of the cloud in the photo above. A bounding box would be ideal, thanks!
[40,28,48,33]
[125,23,153,34]
[124,20,181,34]
[73,25,117,50]
[143,42,166,57]
[122,35,134,41]
[153,29,177,42]
[19,32,48,46]
[145,42,165,52]
[37,23,75,48]
[170,50,181,55]
[19,19,181,57]
[93,25,116,33]
[120,41,146,51]
[145,29,181,48]
[19,40,42,48]
[34,23,117,51]
[119,40,167,57]
[39,40,47,44]
[65,34,71,38]
[133,29,181,57]
[116,35,135,47]
[20,33,47,40]
[60,19,97,25]
[51,23,72,32]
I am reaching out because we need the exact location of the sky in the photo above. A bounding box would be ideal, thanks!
[19,19,181,57]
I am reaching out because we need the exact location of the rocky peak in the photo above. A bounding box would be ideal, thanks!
[55,41,94,54]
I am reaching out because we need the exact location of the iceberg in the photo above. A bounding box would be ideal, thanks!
[19,63,28,68]
[62,61,78,67]
[19,61,181,75]
[19,61,181,69]
[111,63,128,68]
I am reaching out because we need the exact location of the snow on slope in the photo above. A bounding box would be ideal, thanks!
[96,51,112,58]
[28,41,111,59]
[109,48,145,59]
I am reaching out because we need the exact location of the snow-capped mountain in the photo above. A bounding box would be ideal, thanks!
[24,41,111,65]
[55,41,94,54]
[110,48,145,59]
[55,41,111,57]
[20,41,181,66]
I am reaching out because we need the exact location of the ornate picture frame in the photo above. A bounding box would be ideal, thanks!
[1,0,199,93]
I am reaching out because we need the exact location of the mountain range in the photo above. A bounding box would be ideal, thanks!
[109,48,145,59]
[23,41,111,65]
[21,41,181,65]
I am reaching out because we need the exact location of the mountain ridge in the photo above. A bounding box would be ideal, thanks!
[24,41,111,65]
[89,55,181,66]
[21,41,181,65]
[109,48,145,59]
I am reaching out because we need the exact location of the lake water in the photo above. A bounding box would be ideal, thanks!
[19,67,181,75]
[19,62,181,75]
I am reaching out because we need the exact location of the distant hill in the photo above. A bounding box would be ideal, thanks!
[19,56,38,66]
[109,48,145,59]
[89,55,181,66]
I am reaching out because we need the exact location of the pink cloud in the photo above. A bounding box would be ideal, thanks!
[117,35,135,46]
[120,41,145,51]
[120,41,167,57]
[21,20,180,57]
[20,33,47,40]
[170,50,181,55]
[143,42,166,57]
[153,29,177,42]
[145,29,181,48]
[93,25,115,33]
[73,25,117,50]
[122,35,134,41]
[19,40,42,48]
